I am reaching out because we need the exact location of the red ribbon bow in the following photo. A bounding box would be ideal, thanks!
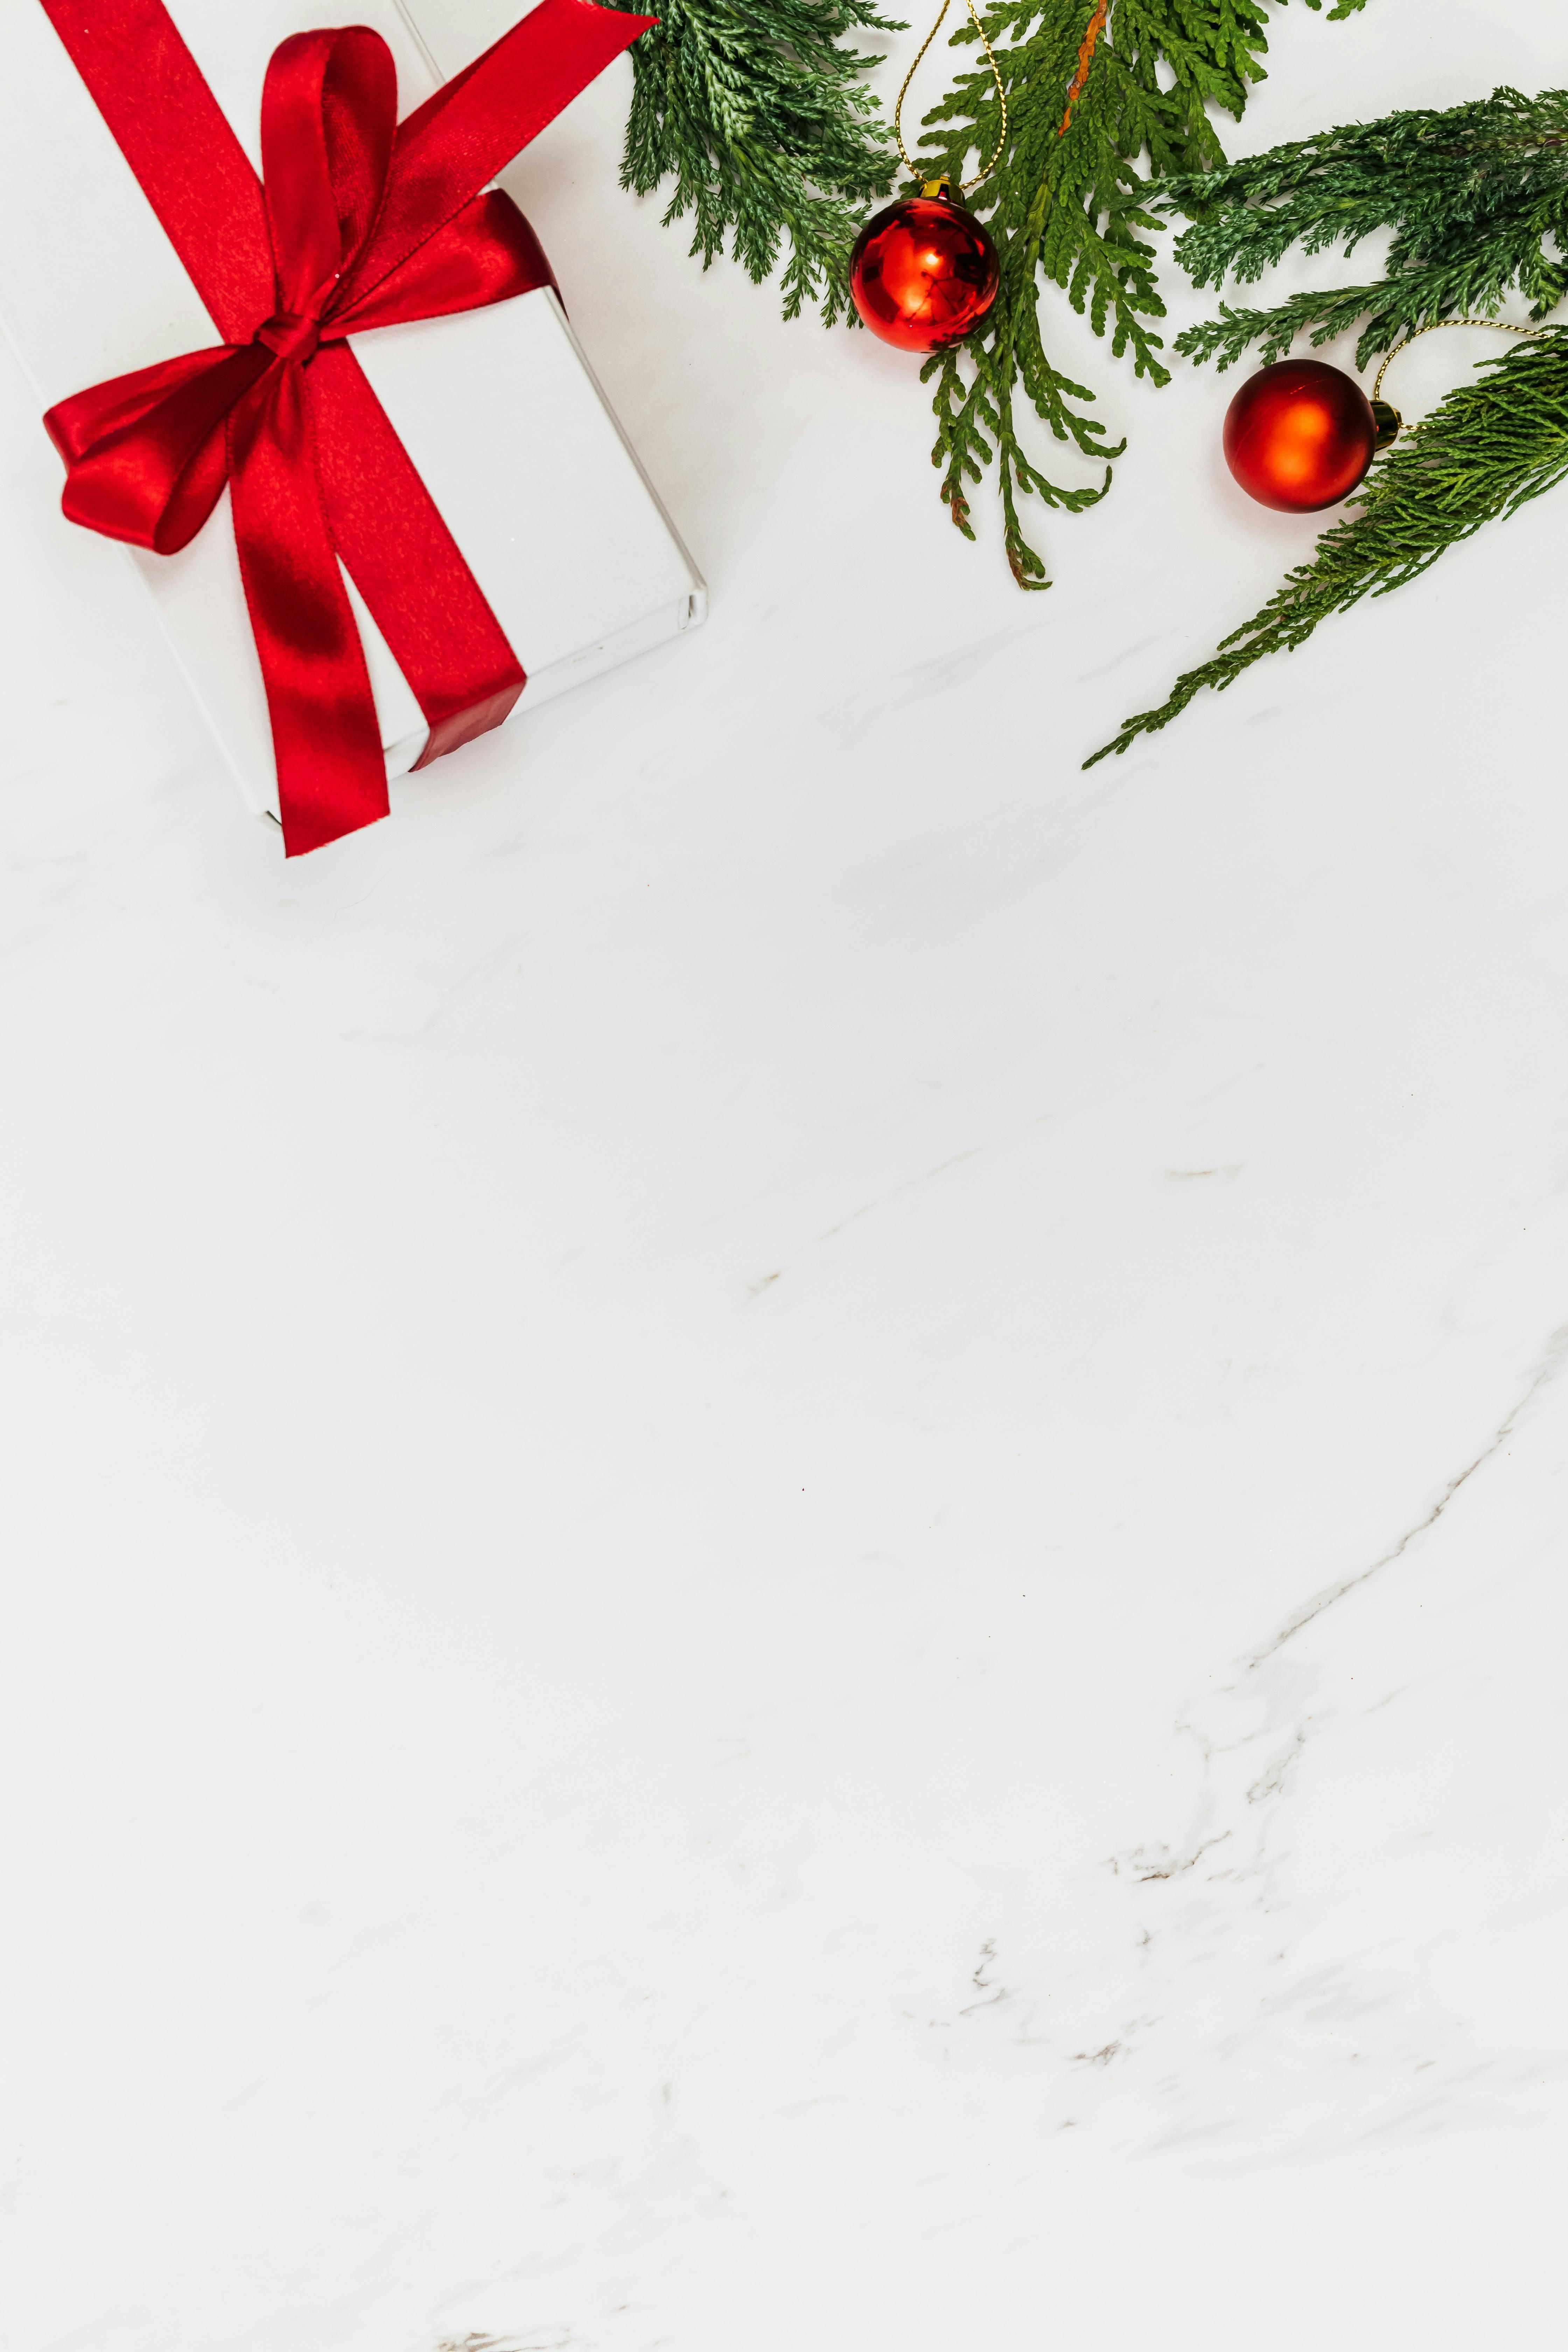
[39,0,652,854]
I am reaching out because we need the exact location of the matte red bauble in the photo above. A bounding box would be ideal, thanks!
[849,191,1000,353]
[1223,359,1379,512]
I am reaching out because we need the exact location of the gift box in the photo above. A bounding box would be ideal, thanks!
[0,0,705,849]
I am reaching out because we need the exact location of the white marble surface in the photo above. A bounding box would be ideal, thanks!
[3,3,1566,2347]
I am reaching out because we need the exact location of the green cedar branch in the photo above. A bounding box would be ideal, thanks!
[1164,85,1568,372]
[1084,325,1568,765]
[614,0,904,324]
[911,0,1366,586]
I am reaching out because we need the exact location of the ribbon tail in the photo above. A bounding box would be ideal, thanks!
[229,363,390,855]
[309,343,525,767]
[37,0,275,343]
[346,0,654,301]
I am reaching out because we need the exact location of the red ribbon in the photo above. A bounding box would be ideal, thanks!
[39,0,653,855]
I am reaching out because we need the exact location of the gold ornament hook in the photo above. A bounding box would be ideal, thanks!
[1369,315,1543,449]
[894,0,1007,195]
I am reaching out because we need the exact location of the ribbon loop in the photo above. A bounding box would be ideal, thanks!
[262,27,397,324]
[47,342,271,553]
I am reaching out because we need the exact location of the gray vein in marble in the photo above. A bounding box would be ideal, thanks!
[1053,1318,1568,2154]
[746,1111,1058,1299]
[437,2334,580,2352]
[1121,1830,1233,1882]
[958,1939,1008,2017]
[1250,1319,1568,1665]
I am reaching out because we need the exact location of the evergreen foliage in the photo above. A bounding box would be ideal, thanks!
[1089,87,1568,763]
[1165,85,1568,373]
[614,0,902,322]
[911,0,1366,586]
[611,0,1366,580]
[1086,328,1568,762]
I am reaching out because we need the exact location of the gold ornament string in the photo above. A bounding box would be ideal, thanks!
[894,0,1006,193]
[1371,315,1542,421]
[894,0,1108,197]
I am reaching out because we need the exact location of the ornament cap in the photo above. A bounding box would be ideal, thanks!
[1371,397,1402,450]
[920,177,953,199]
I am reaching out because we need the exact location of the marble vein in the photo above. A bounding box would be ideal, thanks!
[1251,1319,1568,1664]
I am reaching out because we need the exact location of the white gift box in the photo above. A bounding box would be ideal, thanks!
[0,0,704,823]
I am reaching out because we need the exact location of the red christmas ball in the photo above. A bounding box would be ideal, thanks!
[1223,359,1378,512]
[849,194,1000,353]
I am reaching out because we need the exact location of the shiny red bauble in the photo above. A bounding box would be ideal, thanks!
[849,193,1000,353]
[1223,359,1379,512]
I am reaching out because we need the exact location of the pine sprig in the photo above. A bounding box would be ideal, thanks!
[1163,85,1568,371]
[615,0,903,322]
[911,0,1365,584]
[1085,325,1568,764]
[1086,85,1568,762]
